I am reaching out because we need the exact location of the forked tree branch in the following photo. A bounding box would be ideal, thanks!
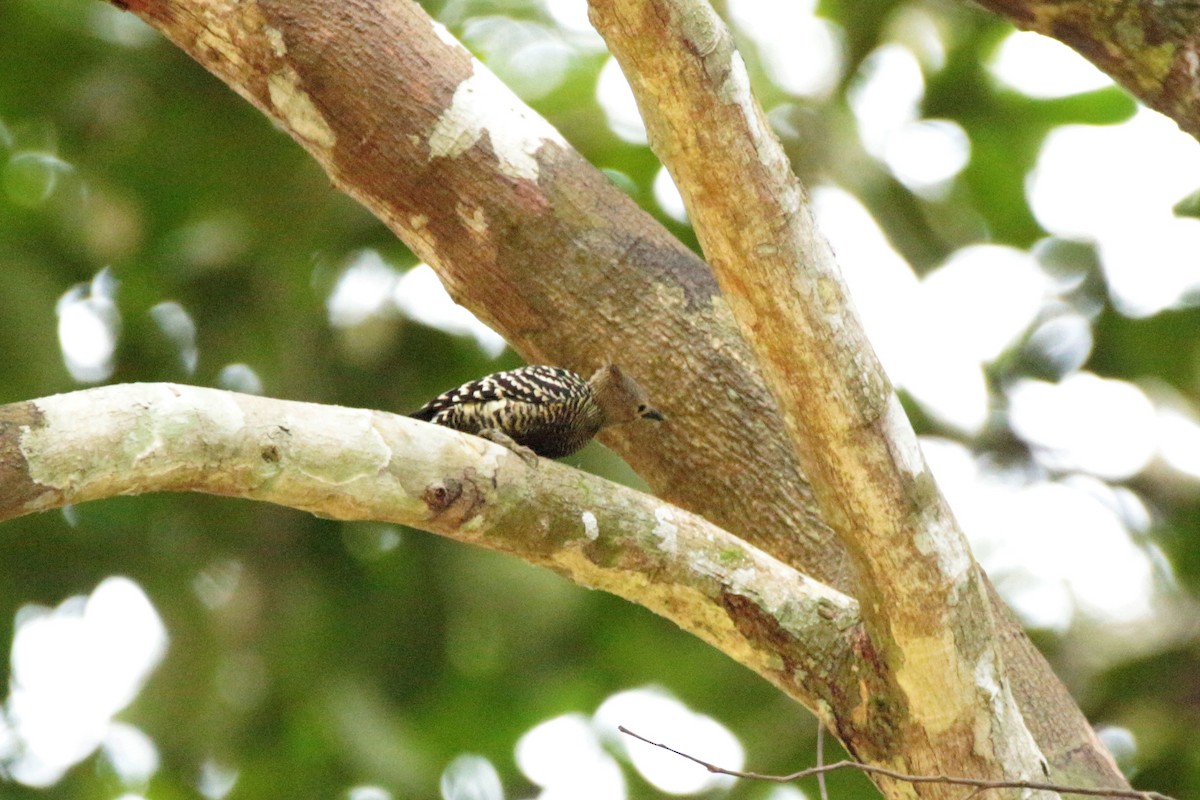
[111,0,850,590]
[92,1,1132,798]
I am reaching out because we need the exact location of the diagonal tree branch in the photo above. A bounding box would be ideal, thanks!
[587,0,1126,796]
[971,0,1200,140]
[0,383,868,717]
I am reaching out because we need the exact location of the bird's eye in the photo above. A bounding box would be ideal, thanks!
[637,404,648,414]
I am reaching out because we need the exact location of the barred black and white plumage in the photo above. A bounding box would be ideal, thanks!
[410,365,664,459]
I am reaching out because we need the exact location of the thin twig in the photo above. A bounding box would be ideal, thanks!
[816,721,828,800]
[618,726,1175,800]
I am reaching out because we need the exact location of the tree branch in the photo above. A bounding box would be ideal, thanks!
[971,0,1200,140]
[587,0,1124,795]
[0,383,867,714]
[619,727,1171,800]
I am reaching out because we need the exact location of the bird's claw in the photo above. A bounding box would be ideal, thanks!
[480,429,540,467]
[512,445,540,468]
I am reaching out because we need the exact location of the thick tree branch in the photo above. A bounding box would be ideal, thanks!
[973,0,1200,140]
[0,383,870,715]
[587,0,1125,796]
[112,0,849,591]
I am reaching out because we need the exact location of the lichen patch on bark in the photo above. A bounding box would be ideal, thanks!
[0,401,52,516]
[428,66,566,181]
[267,70,337,149]
[282,409,392,485]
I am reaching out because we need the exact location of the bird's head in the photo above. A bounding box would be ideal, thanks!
[589,364,665,426]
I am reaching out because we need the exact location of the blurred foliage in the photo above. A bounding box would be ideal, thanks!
[0,1,1198,799]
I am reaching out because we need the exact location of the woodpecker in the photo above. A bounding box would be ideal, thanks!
[410,364,664,460]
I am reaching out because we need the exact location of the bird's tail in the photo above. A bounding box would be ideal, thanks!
[408,405,438,421]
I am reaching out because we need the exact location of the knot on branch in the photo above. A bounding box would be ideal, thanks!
[423,471,487,528]
[424,479,463,511]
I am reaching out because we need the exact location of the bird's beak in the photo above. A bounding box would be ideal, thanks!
[643,408,666,422]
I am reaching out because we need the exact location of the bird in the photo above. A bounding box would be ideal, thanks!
[410,364,664,461]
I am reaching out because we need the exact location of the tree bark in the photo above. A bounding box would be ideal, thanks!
[98,0,1132,797]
